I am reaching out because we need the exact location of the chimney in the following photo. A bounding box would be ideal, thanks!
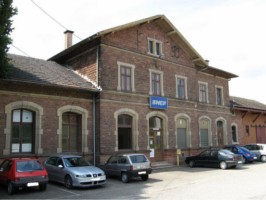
[64,30,74,49]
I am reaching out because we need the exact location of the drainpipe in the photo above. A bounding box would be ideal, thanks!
[93,93,96,166]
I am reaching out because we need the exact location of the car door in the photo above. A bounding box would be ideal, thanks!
[0,160,13,185]
[105,156,119,176]
[45,157,65,183]
[197,150,211,166]
[208,150,219,167]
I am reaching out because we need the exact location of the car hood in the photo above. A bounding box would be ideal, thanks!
[68,166,104,174]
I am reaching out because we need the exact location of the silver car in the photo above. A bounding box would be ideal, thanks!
[99,153,152,183]
[44,155,106,188]
[244,144,266,162]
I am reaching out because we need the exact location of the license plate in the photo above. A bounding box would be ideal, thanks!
[27,182,39,187]
[254,157,257,159]
[238,161,243,164]
[138,171,146,175]
[91,178,100,181]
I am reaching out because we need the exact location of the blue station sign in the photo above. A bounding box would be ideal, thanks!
[150,96,168,110]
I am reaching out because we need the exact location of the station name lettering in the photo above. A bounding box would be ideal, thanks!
[152,100,167,106]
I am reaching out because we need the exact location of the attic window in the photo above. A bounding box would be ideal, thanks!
[148,38,163,57]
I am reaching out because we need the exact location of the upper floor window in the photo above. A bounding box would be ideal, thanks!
[176,75,187,99]
[149,69,164,96]
[216,86,223,105]
[199,82,208,103]
[148,38,163,57]
[117,61,135,92]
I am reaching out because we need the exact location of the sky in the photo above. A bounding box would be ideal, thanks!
[8,0,266,104]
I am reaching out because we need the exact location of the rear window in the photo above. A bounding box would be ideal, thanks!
[219,149,234,156]
[16,160,44,172]
[129,155,148,163]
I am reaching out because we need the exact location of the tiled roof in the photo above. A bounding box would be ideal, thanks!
[230,96,266,111]
[5,54,100,92]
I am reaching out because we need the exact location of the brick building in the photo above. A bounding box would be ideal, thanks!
[231,96,266,145]
[49,15,238,164]
[0,15,242,164]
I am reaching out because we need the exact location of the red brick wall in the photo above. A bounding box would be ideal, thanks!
[0,87,94,158]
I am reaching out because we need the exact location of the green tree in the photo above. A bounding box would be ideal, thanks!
[0,0,17,78]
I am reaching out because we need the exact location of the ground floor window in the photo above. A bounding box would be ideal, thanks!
[11,109,35,153]
[62,112,81,152]
[118,114,132,149]
[232,125,238,143]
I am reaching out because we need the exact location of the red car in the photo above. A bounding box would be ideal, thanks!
[0,157,48,195]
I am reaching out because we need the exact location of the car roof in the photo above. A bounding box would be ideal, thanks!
[48,155,82,159]
[113,153,147,157]
[6,157,39,161]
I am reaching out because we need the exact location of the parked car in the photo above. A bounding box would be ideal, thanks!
[185,149,244,169]
[99,153,152,183]
[0,157,48,195]
[244,143,266,162]
[44,155,106,189]
[224,145,257,163]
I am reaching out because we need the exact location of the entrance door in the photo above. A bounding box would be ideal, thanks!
[149,117,164,161]
[256,126,266,143]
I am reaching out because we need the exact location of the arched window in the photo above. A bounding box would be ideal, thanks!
[199,117,211,147]
[232,125,238,143]
[62,112,81,152]
[11,109,35,153]
[177,118,187,149]
[118,114,132,149]
[217,121,224,146]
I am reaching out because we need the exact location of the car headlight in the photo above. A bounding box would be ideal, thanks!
[76,174,87,178]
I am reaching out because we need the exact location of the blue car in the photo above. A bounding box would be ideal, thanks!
[224,145,257,163]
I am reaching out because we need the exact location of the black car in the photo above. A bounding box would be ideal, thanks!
[185,149,244,169]
[99,154,152,183]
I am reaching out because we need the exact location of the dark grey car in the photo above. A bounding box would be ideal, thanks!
[99,154,152,183]
[44,155,106,188]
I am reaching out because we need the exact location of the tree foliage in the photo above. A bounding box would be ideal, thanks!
[0,0,17,78]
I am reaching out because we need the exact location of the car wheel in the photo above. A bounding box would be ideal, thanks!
[220,161,227,170]
[39,184,47,191]
[261,155,266,162]
[7,182,15,195]
[65,175,73,189]
[141,174,149,181]
[121,173,129,183]
[188,160,195,168]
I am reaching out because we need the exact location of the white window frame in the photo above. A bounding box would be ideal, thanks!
[198,81,209,103]
[117,61,135,92]
[147,37,163,57]
[175,75,188,100]
[215,85,224,105]
[149,69,164,96]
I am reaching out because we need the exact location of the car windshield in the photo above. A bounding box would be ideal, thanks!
[16,160,44,172]
[219,149,234,156]
[64,157,91,167]
[129,155,147,163]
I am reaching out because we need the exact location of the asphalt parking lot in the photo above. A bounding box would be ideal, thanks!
[1,162,266,199]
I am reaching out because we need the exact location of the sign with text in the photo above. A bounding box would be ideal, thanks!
[150,96,168,110]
